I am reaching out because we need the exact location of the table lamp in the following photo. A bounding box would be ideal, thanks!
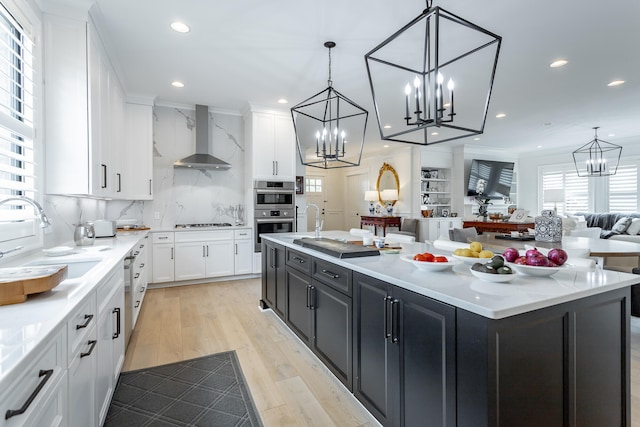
[380,189,399,216]
[364,190,378,215]
[544,189,565,214]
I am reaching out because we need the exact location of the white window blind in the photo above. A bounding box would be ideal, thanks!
[541,164,589,215]
[608,164,638,213]
[0,2,36,222]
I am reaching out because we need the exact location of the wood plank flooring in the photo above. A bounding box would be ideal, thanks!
[123,279,379,427]
[124,278,640,426]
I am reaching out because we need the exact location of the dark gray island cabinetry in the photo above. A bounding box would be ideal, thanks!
[260,232,636,427]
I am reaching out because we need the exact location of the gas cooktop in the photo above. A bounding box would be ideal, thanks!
[175,223,233,229]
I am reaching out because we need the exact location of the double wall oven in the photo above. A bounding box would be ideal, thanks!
[254,180,295,251]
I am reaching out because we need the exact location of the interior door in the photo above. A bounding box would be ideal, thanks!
[346,172,370,230]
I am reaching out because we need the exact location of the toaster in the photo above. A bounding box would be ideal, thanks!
[92,220,117,237]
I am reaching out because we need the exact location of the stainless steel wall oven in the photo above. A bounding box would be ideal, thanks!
[254,180,296,252]
[254,180,295,210]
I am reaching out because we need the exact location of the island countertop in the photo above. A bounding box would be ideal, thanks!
[262,230,640,319]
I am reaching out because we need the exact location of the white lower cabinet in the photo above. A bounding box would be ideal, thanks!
[234,229,252,275]
[154,229,253,283]
[95,267,125,426]
[68,319,97,427]
[175,241,207,281]
[419,218,463,242]
[0,328,66,427]
[152,232,175,283]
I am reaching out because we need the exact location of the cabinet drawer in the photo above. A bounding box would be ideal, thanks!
[152,232,174,243]
[68,295,97,355]
[234,229,251,240]
[0,329,65,427]
[285,248,311,275]
[312,258,352,296]
[175,230,234,242]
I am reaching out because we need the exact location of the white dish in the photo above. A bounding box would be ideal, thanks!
[42,246,75,257]
[380,248,401,254]
[506,262,570,277]
[469,267,517,283]
[401,254,459,271]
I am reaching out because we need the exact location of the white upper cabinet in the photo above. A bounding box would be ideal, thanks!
[245,109,296,181]
[123,102,153,200]
[44,14,125,198]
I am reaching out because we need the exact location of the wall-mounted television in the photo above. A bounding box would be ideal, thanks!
[466,159,515,199]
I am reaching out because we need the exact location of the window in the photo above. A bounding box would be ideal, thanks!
[540,159,640,215]
[305,178,322,193]
[0,1,39,249]
[541,163,589,215]
[608,163,638,213]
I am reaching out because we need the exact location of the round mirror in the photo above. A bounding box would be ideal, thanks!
[376,162,400,205]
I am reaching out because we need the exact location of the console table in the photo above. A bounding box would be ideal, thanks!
[360,216,401,236]
[463,220,534,234]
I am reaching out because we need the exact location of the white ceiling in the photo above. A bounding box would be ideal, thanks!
[64,0,640,156]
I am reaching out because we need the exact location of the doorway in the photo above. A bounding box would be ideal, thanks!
[305,176,326,232]
[346,172,370,230]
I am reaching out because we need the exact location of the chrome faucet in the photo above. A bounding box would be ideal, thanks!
[303,203,324,238]
[0,196,52,228]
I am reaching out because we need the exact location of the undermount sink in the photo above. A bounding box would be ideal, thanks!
[25,258,102,280]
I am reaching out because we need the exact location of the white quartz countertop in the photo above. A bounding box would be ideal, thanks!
[0,231,148,385]
[263,230,640,320]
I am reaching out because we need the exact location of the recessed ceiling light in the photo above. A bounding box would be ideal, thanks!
[473,137,480,141]
[608,133,615,137]
[277,98,288,104]
[171,81,184,88]
[496,113,506,118]
[383,125,392,129]
[549,59,568,68]
[537,145,543,148]
[170,21,190,33]
[431,132,439,136]
[608,80,625,87]
[383,144,389,148]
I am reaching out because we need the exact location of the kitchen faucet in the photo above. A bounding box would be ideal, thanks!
[0,196,52,228]
[303,203,323,238]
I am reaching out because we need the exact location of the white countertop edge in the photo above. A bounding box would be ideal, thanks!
[263,231,640,320]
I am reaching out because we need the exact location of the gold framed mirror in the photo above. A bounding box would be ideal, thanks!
[376,162,400,205]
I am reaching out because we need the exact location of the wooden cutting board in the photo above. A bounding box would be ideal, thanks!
[0,265,68,305]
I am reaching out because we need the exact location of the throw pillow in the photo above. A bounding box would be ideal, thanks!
[611,217,632,234]
[626,218,640,235]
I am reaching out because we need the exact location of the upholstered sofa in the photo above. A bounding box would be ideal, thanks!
[573,212,640,272]
[574,212,640,242]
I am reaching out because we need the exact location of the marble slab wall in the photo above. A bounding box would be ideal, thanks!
[110,106,246,229]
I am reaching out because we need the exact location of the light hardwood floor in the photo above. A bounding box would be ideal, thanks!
[124,278,640,426]
[123,278,380,426]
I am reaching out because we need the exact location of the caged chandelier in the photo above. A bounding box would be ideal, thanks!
[572,127,622,177]
[364,0,502,145]
[291,41,368,169]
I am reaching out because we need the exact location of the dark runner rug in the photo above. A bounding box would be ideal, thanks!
[105,351,263,427]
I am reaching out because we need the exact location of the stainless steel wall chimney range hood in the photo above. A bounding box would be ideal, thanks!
[174,104,231,170]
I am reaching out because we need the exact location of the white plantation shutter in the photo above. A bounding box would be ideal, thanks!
[0,2,36,223]
[541,163,589,215]
[608,164,638,213]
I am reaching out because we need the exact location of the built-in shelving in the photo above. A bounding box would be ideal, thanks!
[420,168,452,216]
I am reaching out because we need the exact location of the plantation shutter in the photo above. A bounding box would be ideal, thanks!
[0,2,36,222]
[608,164,638,213]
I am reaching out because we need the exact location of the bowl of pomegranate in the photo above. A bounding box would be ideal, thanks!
[401,252,459,272]
[502,247,571,277]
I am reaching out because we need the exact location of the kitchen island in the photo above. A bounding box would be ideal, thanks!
[261,230,637,427]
